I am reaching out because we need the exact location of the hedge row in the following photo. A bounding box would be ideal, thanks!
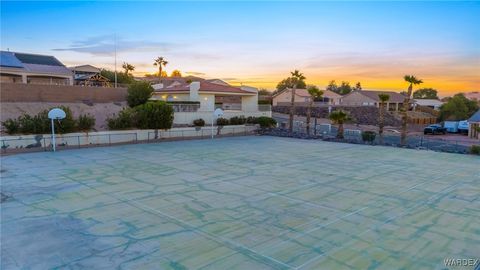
[215,116,276,128]
[2,106,95,135]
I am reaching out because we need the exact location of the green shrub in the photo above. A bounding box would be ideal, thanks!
[134,101,174,130]
[216,118,229,126]
[246,116,258,124]
[126,81,154,108]
[257,116,277,128]
[53,106,77,134]
[3,106,75,135]
[193,118,205,127]
[77,114,96,131]
[258,100,271,105]
[470,145,480,155]
[229,116,246,125]
[167,101,201,105]
[2,119,20,134]
[107,108,135,130]
[18,112,49,134]
[361,131,376,143]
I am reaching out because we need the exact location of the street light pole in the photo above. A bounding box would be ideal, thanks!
[114,33,117,88]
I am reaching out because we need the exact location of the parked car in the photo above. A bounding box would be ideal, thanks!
[458,120,469,134]
[424,124,447,135]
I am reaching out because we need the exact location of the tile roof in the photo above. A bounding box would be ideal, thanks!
[199,81,253,94]
[273,88,342,99]
[355,90,406,103]
[154,80,255,95]
[22,63,73,76]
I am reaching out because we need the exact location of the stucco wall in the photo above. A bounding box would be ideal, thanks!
[272,90,309,106]
[340,91,377,106]
[0,125,258,152]
[0,82,127,103]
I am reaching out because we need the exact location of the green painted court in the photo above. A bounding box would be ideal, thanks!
[1,136,479,269]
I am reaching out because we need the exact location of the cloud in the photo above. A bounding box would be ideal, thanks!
[185,71,206,76]
[53,35,176,56]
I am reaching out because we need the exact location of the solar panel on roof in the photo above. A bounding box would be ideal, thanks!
[0,51,24,68]
[14,53,63,66]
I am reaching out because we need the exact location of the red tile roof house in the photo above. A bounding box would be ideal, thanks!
[151,77,271,125]
[340,90,406,111]
[272,88,342,106]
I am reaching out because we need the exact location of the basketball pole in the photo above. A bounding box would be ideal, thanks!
[51,118,56,152]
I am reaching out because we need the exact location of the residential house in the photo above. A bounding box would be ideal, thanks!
[69,65,110,87]
[151,77,271,124]
[0,51,73,85]
[340,90,405,111]
[413,99,444,110]
[468,109,480,139]
[464,92,480,104]
[272,88,342,106]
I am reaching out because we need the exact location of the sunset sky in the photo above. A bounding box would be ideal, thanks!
[2,1,479,96]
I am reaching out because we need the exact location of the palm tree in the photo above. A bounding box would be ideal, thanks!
[329,110,350,139]
[153,57,168,77]
[122,62,135,75]
[378,93,390,144]
[401,75,423,145]
[306,85,323,135]
[288,70,306,134]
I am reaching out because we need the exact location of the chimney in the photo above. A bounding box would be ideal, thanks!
[190,82,200,101]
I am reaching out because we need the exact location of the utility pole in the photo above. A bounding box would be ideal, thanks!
[114,33,117,88]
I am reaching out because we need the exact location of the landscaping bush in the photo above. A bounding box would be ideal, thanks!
[53,106,77,134]
[77,114,96,132]
[167,101,201,105]
[361,131,376,143]
[107,108,135,130]
[258,100,271,105]
[229,116,246,125]
[2,106,76,134]
[470,145,480,155]
[135,101,174,130]
[2,119,20,134]
[257,116,277,128]
[216,118,229,126]
[246,116,258,124]
[193,118,205,127]
[126,81,154,108]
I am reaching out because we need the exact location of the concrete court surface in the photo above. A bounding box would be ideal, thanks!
[1,136,479,269]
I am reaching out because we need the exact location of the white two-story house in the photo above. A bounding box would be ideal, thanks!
[151,78,271,125]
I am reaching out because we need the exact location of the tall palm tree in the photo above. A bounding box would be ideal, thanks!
[329,110,350,139]
[153,57,168,77]
[378,93,390,144]
[401,75,423,145]
[122,62,135,75]
[306,85,323,135]
[288,70,306,134]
